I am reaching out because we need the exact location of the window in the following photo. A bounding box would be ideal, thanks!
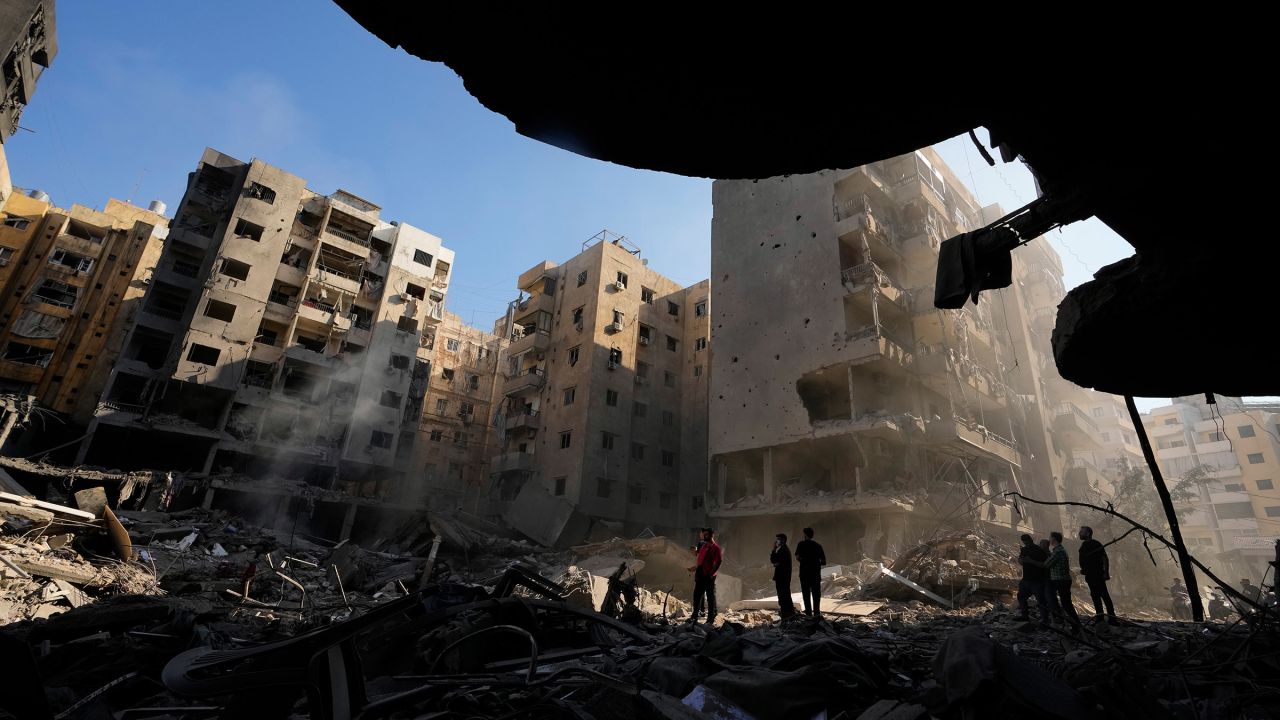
[596,478,612,498]
[1123,431,1135,444]
[692,495,705,510]
[606,389,619,406]
[1163,417,1178,426]
[662,450,675,467]
[637,361,650,378]
[1266,506,1280,518]
[1217,502,1255,519]
[662,410,674,427]
[568,346,580,366]
[668,301,679,317]
[695,337,707,351]
[436,399,449,414]
[564,387,577,405]
[602,432,616,450]
[468,374,479,390]
[633,401,647,417]
[695,301,707,317]
[554,477,566,496]
[1224,483,1246,492]
[639,325,652,343]
[694,365,703,377]
[204,299,236,322]
[1206,432,1225,442]
[1092,406,1105,418]
[659,492,675,510]
[390,353,411,370]
[370,430,393,449]
[413,249,434,267]
[631,442,645,460]
[233,218,264,241]
[666,335,678,351]
[220,258,250,281]
[560,431,572,449]
[0,247,15,266]
[397,316,418,334]
[441,367,455,380]
[430,429,444,441]
[1,342,53,367]
[577,270,588,287]
[459,402,474,416]
[628,485,643,504]
[1248,453,1265,464]
[380,391,401,408]
[446,338,461,352]
[2,217,31,230]
[405,282,426,300]
[1239,425,1257,438]
[453,430,464,444]
[616,271,628,288]
[187,343,220,365]
[608,348,623,367]
[641,287,654,304]
[664,371,676,388]
[1258,479,1274,491]
[246,182,276,204]
[573,306,584,327]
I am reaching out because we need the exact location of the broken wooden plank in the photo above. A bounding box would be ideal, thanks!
[878,562,953,608]
[0,501,55,523]
[0,492,96,522]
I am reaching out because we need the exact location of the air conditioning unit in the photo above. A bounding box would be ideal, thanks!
[608,322,624,333]
[638,335,650,346]
[613,281,626,291]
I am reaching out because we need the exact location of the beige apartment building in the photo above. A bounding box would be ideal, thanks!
[498,232,709,543]
[707,149,1136,562]
[75,149,454,516]
[1,0,57,204]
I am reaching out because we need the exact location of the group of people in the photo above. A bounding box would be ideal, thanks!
[685,526,828,625]
[1016,526,1116,631]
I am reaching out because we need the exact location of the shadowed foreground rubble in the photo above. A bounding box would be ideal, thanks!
[4,479,1279,720]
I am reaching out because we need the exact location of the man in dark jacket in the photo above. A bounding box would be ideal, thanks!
[771,534,795,617]
[1078,526,1117,623]
[1016,534,1050,624]
[794,527,826,618]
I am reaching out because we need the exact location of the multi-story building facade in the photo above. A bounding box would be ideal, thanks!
[1142,396,1280,580]
[1,0,57,203]
[399,310,506,513]
[497,232,709,540]
[76,149,453,504]
[0,193,167,451]
[707,149,1136,561]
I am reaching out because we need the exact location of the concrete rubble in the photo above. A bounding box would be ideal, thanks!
[2,474,1279,718]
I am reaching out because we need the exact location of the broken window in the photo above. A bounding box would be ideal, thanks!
[10,309,65,339]
[246,182,276,204]
[32,278,79,308]
[554,477,566,496]
[1239,425,1257,438]
[370,430,393,449]
[242,360,274,388]
[577,270,588,287]
[695,301,707,317]
[666,335,678,352]
[295,334,326,353]
[560,431,572,449]
[468,374,479,390]
[48,248,94,273]
[127,326,175,368]
[3,216,31,230]
[634,401,647,417]
[695,337,707,351]
[568,346,580,366]
[662,450,675,467]
[602,432,616,450]
[447,338,460,352]
[187,343,220,365]
[233,218,264,241]
[573,306,584,327]
[0,247,15,266]
[402,282,425,301]
[413,249,433,267]
[441,367,454,380]
[220,258,251,281]
[436,399,449,415]
[641,286,654,304]
[380,390,402,408]
[668,301,679,317]
[606,389,618,406]
[628,485,643,504]
[596,478,612,498]
[390,353,411,370]
[608,348,622,368]
[204,299,236,322]
[631,442,645,460]
[459,401,474,417]
[1,341,54,367]
[397,316,419,334]
[430,429,444,441]
[564,387,576,405]
[616,271,628,288]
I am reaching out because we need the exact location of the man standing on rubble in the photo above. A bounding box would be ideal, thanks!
[795,527,826,618]
[688,527,722,625]
[1046,531,1082,631]
[1015,534,1050,625]
[1077,526,1117,624]
[771,533,795,618]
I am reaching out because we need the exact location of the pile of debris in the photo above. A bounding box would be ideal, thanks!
[861,529,1021,606]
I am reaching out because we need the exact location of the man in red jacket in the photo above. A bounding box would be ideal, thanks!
[688,527,723,625]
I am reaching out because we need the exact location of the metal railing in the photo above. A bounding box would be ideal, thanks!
[323,224,370,247]
[1054,403,1100,431]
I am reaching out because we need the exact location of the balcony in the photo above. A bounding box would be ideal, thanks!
[926,417,1022,467]
[1210,490,1252,505]
[313,266,362,295]
[890,172,948,216]
[509,329,551,357]
[275,262,306,288]
[1195,439,1233,455]
[835,164,893,199]
[841,262,909,307]
[1149,421,1183,438]
[513,292,555,324]
[1206,465,1244,479]
[1220,518,1260,531]
[504,410,541,433]
[285,344,341,369]
[320,226,371,258]
[1156,444,1192,460]
[1053,403,1105,449]
[915,345,1006,405]
[1064,463,1102,496]
[845,325,915,370]
[250,344,284,364]
[503,367,546,396]
[55,232,105,258]
[491,451,536,474]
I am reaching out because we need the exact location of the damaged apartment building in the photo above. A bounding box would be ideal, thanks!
[497,232,710,544]
[0,190,167,450]
[708,149,1139,560]
[75,148,454,512]
[0,0,56,204]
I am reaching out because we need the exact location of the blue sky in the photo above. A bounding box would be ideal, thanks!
[10,2,1187,408]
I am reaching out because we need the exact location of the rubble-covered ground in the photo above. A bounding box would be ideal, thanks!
[4,485,1280,719]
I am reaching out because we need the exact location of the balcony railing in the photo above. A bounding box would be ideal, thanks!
[1054,403,1100,432]
[323,224,370,247]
